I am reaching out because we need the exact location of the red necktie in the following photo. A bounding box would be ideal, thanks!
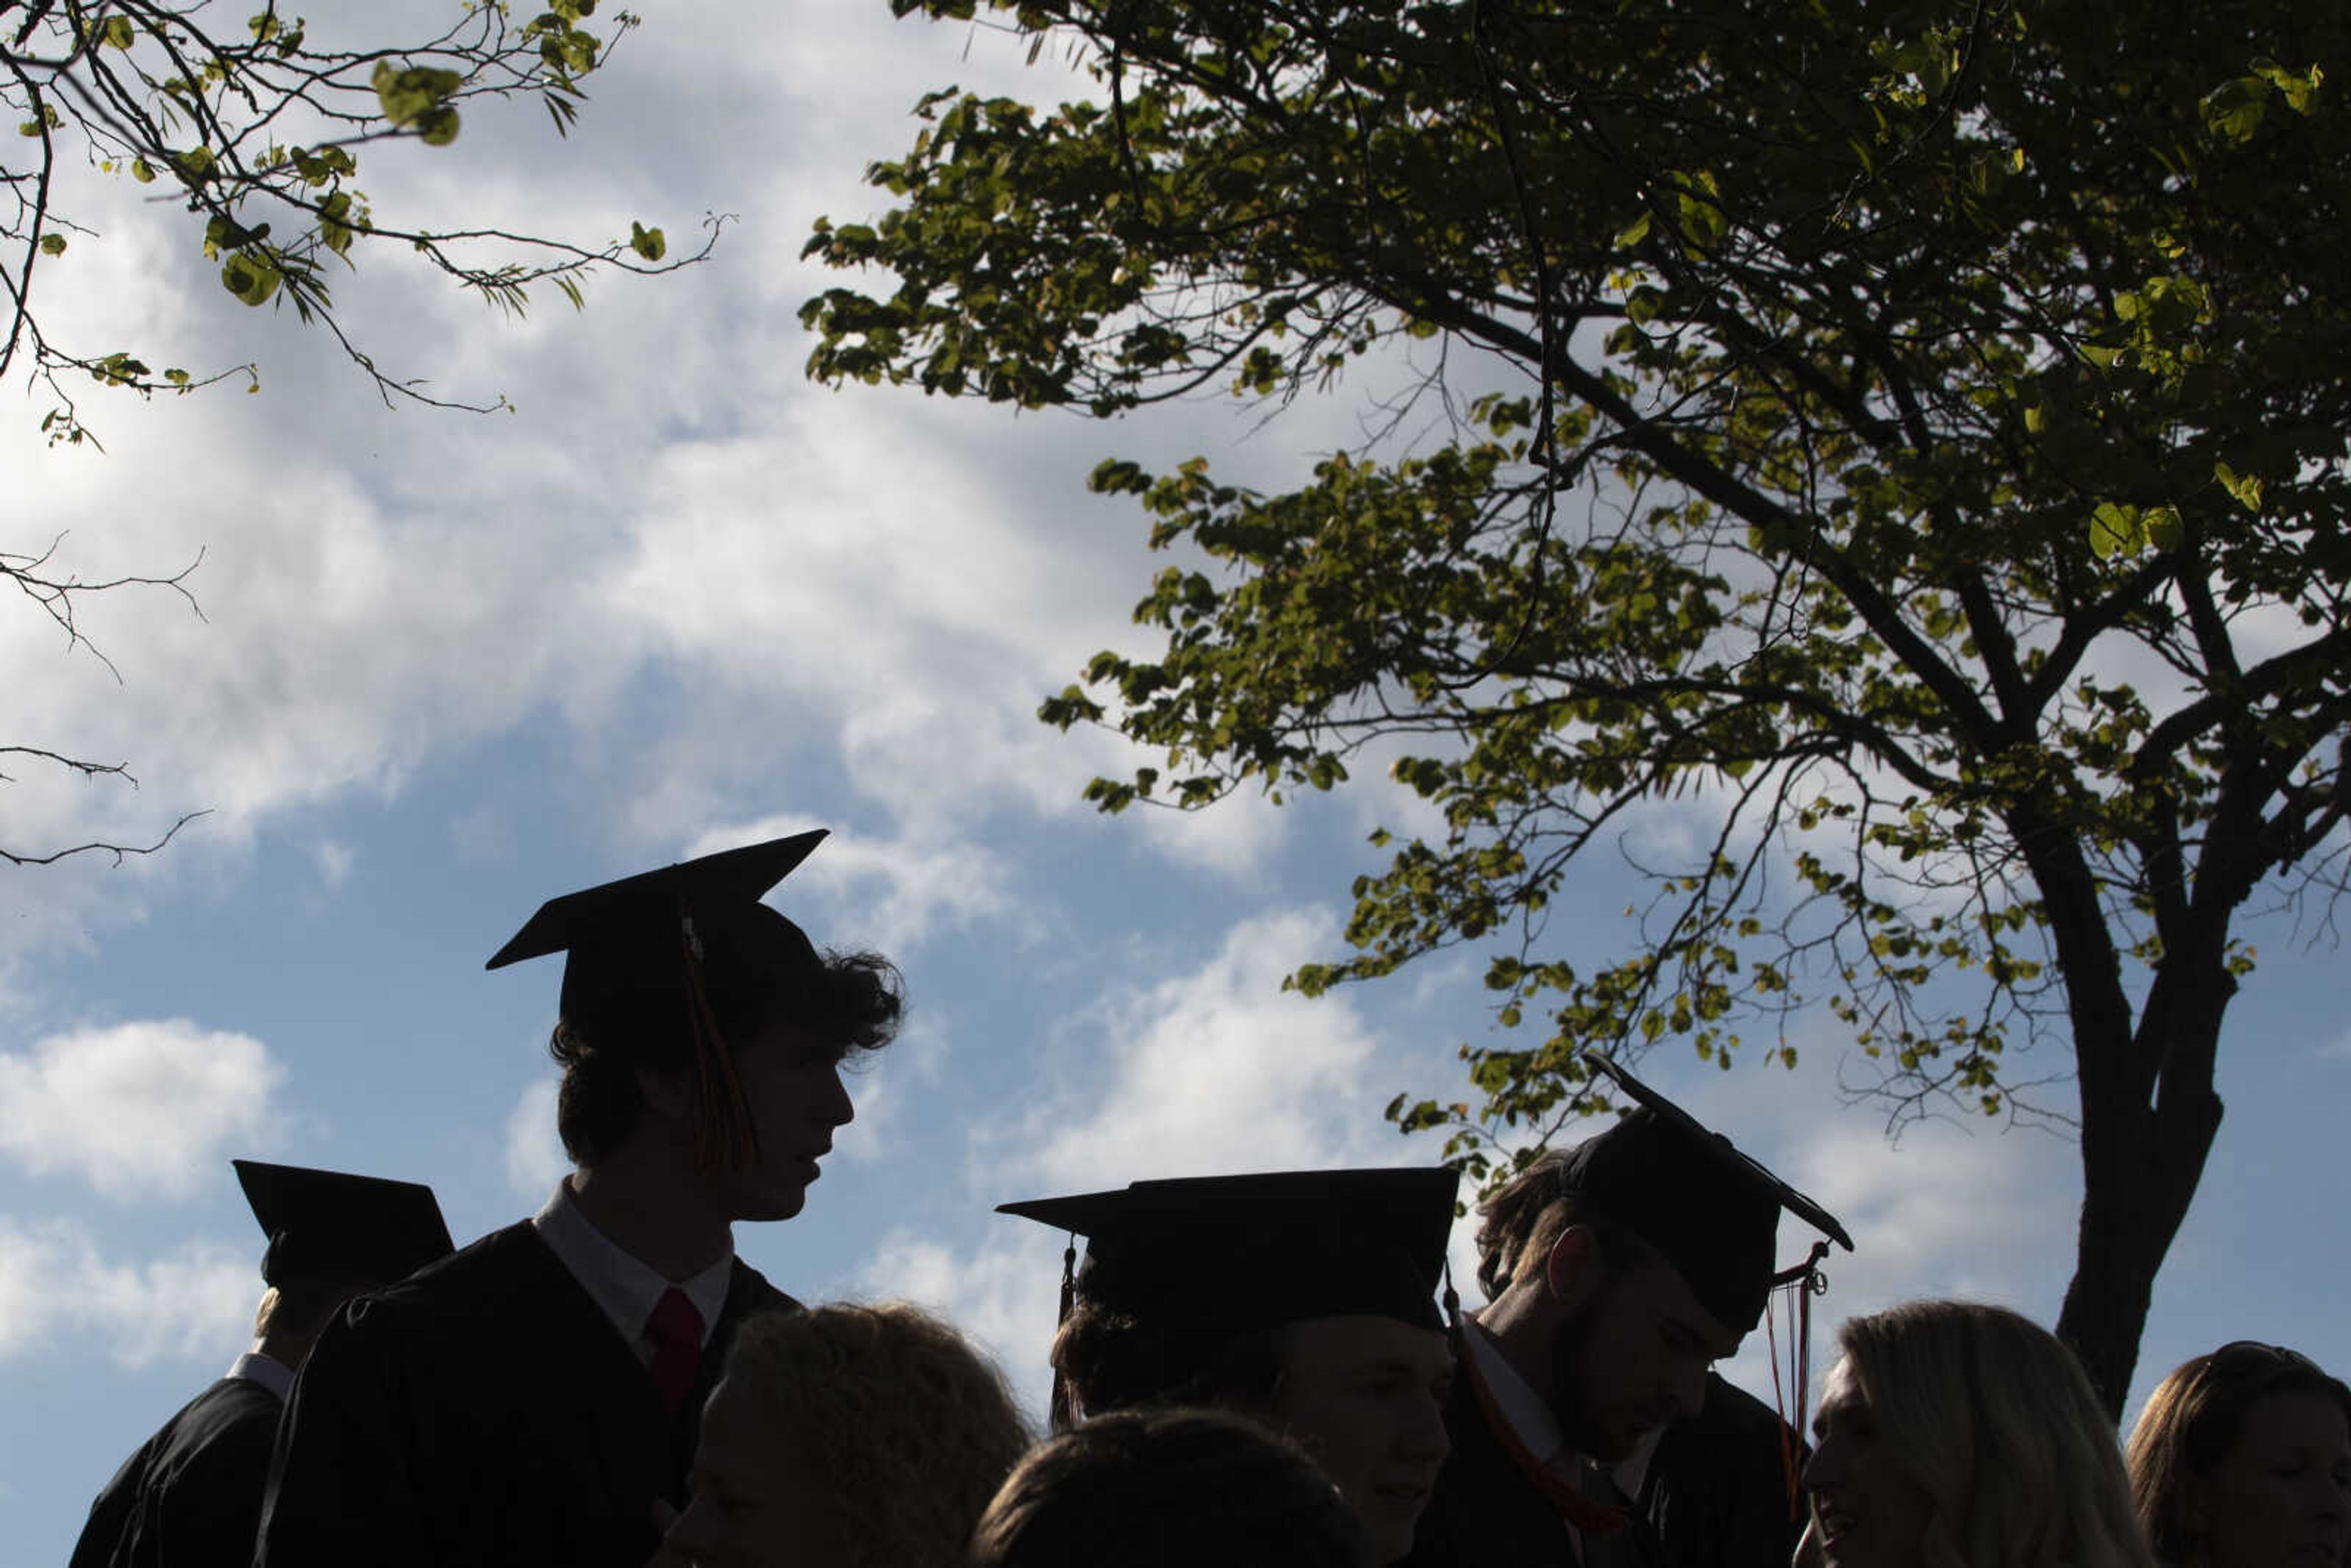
[646,1286,706,1419]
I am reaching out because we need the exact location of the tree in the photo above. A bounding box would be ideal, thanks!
[803,0,2351,1410]
[3,0,712,865]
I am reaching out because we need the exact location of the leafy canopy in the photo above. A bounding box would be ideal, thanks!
[806,0,2350,1405]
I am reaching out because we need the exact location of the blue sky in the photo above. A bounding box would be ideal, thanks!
[6,4,2347,1562]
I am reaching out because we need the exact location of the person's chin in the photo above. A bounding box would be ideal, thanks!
[1357,1485,1431,1563]
[737,1182,812,1223]
[1572,1420,1643,1466]
[1364,1510,1420,1566]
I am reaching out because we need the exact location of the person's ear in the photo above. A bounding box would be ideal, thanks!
[636,1062,694,1125]
[1543,1225,1603,1306]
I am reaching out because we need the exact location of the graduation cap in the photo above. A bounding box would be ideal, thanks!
[1554,1051,1852,1336]
[233,1159,454,1289]
[486,830,830,1174]
[1000,1168,1460,1420]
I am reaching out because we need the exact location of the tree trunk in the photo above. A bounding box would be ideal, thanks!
[2055,1125,2203,1417]
[2053,964,2230,1419]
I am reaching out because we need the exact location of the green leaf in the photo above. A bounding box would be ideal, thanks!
[2199,76,2268,144]
[2253,59,2323,115]
[414,107,462,147]
[2143,504,2183,552]
[38,233,66,257]
[89,353,151,386]
[319,192,358,256]
[1614,211,1653,249]
[1672,171,1728,252]
[100,15,136,47]
[2089,501,2143,559]
[130,157,155,184]
[2214,462,2263,513]
[222,254,282,307]
[372,61,467,129]
[629,221,667,261]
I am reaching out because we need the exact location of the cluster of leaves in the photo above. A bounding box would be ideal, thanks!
[2,0,697,445]
[808,0,2349,1404]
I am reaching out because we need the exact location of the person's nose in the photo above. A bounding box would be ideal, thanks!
[823,1062,854,1129]
[2301,1469,2347,1526]
[1400,1389,1451,1463]
[1801,1433,1842,1495]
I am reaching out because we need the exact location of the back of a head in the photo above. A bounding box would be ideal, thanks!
[967,1408,1378,1568]
[727,1302,1030,1568]
[1837,1300,2154,1568]
[2126,1341,2351,1566]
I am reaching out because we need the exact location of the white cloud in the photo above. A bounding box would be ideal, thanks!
[855,1225,1062,1426]
[1008,907,1403,1190]
[0,1217,253,1367]
[684,812,1015,956]
[312,839,357,890]
[502,1076,569,1202]
[841,905,1450,1418]
[0,1021,284,1199]
[830,1011,951,1168]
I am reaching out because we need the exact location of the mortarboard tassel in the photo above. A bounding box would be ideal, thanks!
[1766,1240,1832,1521]
[1048,1234,1078,1431]
[678,910,762,1178]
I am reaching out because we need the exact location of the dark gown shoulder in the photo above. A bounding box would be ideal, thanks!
[257,1220,798,1568]
[1402,1373,1580,1568]
[70,1376,283,1568]
[1640,1373,1808,1568]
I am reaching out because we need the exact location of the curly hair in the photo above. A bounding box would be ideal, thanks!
[1834,1300,2154,1568]
[2126,1342,2351,1566]
[553,947,904,1164]
[725,1302,1030,1568]
[967,1406,1376,1568]
[1048,1297,1287,1428]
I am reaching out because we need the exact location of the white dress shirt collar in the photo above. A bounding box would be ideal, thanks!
[1464,1316,1568,1468]
[532,1180,733,1357]
[226,1350,296,1403]
[1461,1316,1665,1498]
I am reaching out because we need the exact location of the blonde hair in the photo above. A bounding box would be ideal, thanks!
[1835,1300,2154,1568]
[727,1302,1033,1568]
[2126,1343,2351,1566]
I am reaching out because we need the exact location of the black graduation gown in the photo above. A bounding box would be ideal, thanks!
[253,1219,795,1568]
[1406,1370,1805,1568]
[1404,1373,1588,1568]
[1641,1373,1810,1568]
[68,1376,282,1568]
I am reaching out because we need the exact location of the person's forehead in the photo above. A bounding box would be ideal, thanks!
[696,1378,775,1469]
[2238,1390,2351,1448]
[1619,1249,1741,1357]
[1815,1356,1864,1413]
[1288,1313,1453,1371]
